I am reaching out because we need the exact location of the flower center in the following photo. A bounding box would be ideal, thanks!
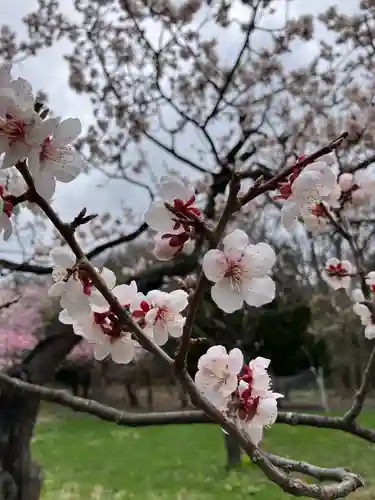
[52,266,94,295]
[224,261,243,290]
[40,136,53,162]
[274,166,302,201]
[326,263,348,278]
[0,115,25,144]
[94,304,130,342]
[237,385,259,421]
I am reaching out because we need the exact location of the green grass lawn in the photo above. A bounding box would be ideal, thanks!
[33,405,375,500]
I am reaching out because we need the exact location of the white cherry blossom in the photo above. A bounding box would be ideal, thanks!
[27,117,83,197]
[365,272,375,292]
[49,246,116,317]
[0,77,41,169]
[322,258,352,290]
[195,345,244,411]
[353,302,375,339]
[202,229,276,313]
[281,188,339,233]
[351,170,375,205]
[290,161,337,201]
[0,184,15,240]
[131,289,188,345]
[235,380,283,446]
[144,176,200,233]
[59,306,137,364]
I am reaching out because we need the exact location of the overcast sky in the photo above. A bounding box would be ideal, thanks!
[0,0,360,262]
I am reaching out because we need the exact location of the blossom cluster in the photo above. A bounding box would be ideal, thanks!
[320,257,375,340]
[195,346,282,445]
[0,63,83,238]
[4,63,368,448]
[274,158,375,234]
[49,245,189,363]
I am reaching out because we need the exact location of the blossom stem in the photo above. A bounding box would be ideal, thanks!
[174,174,242,369]
[239,132,348,207]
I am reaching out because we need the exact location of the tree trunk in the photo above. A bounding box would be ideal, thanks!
[223,432,242,469]
[0,329,80,500]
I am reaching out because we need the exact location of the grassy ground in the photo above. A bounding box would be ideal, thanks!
[33,405,375,500]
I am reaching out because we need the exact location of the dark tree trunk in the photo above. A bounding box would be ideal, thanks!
[223,432,242,469]
[0,329,80,500]
[125,384,140,408]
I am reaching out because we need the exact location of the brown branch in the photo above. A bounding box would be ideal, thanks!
[0,295,21,311]
[240,132,348,206]
[0,372,209,426]
[0,371,364,499]
[266,453,363,498]
[15,155,367,498]
[174,175,242,369]
[276,411,375,443]
[203,1,260,125]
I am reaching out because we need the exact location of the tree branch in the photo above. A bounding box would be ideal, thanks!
[0,372,364,499]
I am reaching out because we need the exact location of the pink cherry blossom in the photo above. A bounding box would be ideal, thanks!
[144,176,200,233]
[60,281,139,364]
[27,117,83,197]
[131,289,188,345]
[0,184,15,240]
[235,380,283,446]
[49,246,116,318]
[202,229,276,313]
[353,303,375,340]
[194,345,244,411]
[0,77,41,169]
[290,161,337,201]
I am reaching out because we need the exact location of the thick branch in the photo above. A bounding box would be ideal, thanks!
[0,372,364,499]
[175,175,242,368]
[240,132,348,206]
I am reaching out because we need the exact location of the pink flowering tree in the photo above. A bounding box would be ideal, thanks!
[1,2,375,500]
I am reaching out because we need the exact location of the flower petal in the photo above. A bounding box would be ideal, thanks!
[112,282,138,306]
[144,200,174,232]
[168,316,185,338]
[58,309,73,324]
[51,247,75,268]
[159,176,193,203]
[222,229,249,252]
[93,342,110,361]
[153,320,169,346]
[243,276,275,307]
[202,249,227,282]
[48,281,66,297]
[111,338,135,364]
[100,267,116,289]
[243,243,276,277]
[167,289,188,313]
[52,118,82,147]
[211,278,244,313]
[227,348,244,374]
[33,172,56,199]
